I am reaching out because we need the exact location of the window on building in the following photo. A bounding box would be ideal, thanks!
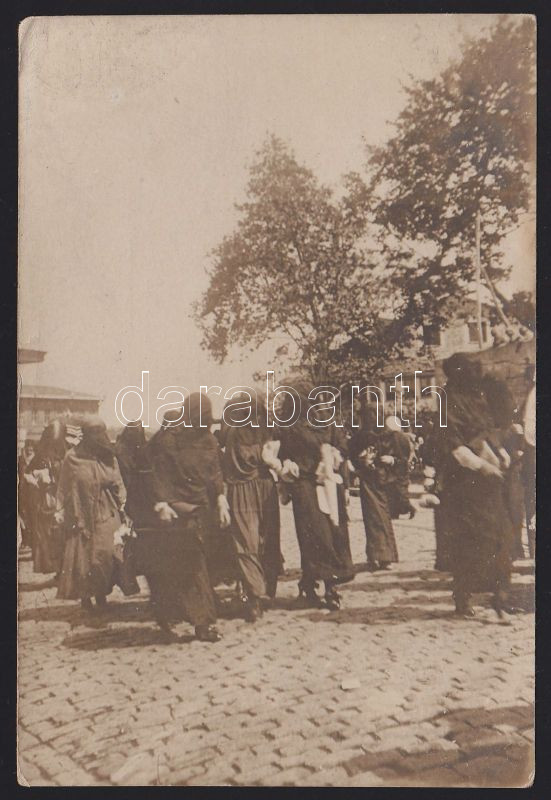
[422,324,441,346]
[468,321,483,343]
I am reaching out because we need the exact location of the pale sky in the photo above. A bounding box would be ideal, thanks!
[19,14,535,426]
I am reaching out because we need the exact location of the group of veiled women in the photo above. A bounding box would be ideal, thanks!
[18,356,534,642]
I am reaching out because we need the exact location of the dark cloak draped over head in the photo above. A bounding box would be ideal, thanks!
[359,403,380,435]
[117,421,146,448]
[160,394,214,446]
[482,373,517,429]
[217,392,267,448]
[278,379,316,425]
[115,422,147,488]
[34,419,68,465]
[161,408,184,429]
[442,353,484,392]
[78,417,115,465]
[440,354,494,453]
[183,392,213,430]
[223,392,268,428]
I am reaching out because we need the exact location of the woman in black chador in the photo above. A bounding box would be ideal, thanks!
[437,354,515,619]
[145,394,231,642]
[278,383,354,610]
[349,406,399,571]
[222,396,283,621]
[115,421,147,491]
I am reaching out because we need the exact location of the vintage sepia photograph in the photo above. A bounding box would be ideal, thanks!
[17,14,535,787]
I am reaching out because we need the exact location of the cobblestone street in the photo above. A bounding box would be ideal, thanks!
[18,500,534,787]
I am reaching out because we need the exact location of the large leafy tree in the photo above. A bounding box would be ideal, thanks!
[197,18,535,381]
[342,15,535,359]
[194,136,382,381]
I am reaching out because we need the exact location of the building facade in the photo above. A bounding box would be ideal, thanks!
[18,347,101,444]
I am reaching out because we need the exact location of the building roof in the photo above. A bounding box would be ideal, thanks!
[19,384,101,402]
[18,347,47,364]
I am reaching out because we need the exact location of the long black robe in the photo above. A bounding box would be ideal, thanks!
[384,430,413,519]
[279,422,354,587]
[437,382,513,598]
[138,426,224,627]
[26,451,66,575]
[349,429,399,564]
[56,447,126,600]
[223,425,283,599]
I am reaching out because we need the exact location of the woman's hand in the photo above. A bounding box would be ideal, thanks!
[478,460,504,480]
[262,441,282,473]
[380,455,395,466]
[262,440,281,469]
[154,502,178,523]
[217,495,231,528]
[280,459,300,482]
[54,509,64,525]
[35,469,51,486]
[331,446,343,470]
[498,447,511,470]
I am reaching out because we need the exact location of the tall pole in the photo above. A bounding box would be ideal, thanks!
[475,211,483,349]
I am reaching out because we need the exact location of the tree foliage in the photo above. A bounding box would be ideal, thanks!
[194,136,381,380]
[344,16,535,355]
[507,290,536,331]
[196,18,535,380]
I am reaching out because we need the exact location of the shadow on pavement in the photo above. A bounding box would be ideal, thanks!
[303,604,456,626]
[19,576,58,592]
[340,704,533,787]
[345,578,452,595]
[62,625,196,650]
[19,597,155,626]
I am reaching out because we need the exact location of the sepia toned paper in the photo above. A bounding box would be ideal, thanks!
[18,15,535,787]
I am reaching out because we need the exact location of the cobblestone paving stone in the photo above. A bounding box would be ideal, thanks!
[18,501,535,787]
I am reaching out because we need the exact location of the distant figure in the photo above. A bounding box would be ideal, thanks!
[482,373,526,561]
[56,417,127,611]
[18,440,35,549]
[350,406,399,572]
[26,421,69,575]
[383,416,416,519]
[115,421,147,491]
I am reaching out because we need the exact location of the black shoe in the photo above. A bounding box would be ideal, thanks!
[244,597,263,623]
[455,604,476,618]
[81,597,93,612]
[95,594,108,608]
[491,595,520,619]
[324,589,341,612]
[501,605,523,615]
[297,580,323,608]
[297,591,323,608]
[158,622,179,643]
[195,625,222,643]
